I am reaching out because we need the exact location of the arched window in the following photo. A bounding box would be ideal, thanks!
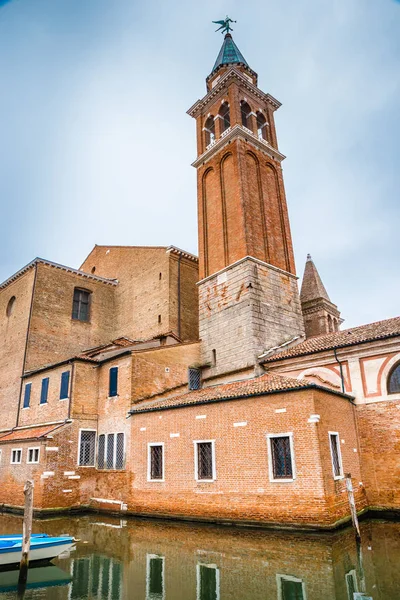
[327,314,333,332]
[388,363,400,394]
[256,112,268,141]
[6,296,16,317]
[241,101,252,129]
[219,102,230,133]
[204,116,215,147]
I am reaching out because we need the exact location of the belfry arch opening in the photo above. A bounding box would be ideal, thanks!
[256,111,268,141]
[240,101,252,129]
[204,116,215,147]
[219,102,230,133]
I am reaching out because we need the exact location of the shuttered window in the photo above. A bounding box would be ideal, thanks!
[23,383,31,409]
[40,377,49,405]
[60,371,70,400]
[109,367,118,397]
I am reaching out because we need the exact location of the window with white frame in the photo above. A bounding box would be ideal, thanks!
[267,434,295,481]
[329,432,344,479]
[11,448,22,464]
[78,430,96,466]
[148,443,164,481]
[197,563,220,600]
[146,554,165,600]
[194,440,216,481]
[345,570,358,599]
[27,447,40,464]
[276,574,306,600]
[97,432,125,470]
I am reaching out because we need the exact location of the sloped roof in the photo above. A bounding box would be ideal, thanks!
[212,34,248,73]
[0,423,66,443]
[300,254,330,304]
[129,372,351,414]
[263,316,400,363]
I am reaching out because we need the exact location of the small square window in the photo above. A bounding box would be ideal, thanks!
[72,288,91,322]
[268,434,295,481]
[27,447,40,464]
[11,449,22,464]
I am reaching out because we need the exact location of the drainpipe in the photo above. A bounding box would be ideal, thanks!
[333,348,345,393]
[177,253,182,339]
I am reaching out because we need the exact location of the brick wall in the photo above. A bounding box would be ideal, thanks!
[0,268,36,431]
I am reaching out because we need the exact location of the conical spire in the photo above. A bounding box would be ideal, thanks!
[300,254,331,304]
[211,33,248,74]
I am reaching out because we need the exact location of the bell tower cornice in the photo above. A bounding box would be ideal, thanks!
[187,67,281,119]
[191,123,286,168]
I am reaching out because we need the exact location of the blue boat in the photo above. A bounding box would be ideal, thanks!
[0,535,75,568]
[0,533,49,543]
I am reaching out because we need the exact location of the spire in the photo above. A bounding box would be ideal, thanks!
[211,33,249,75]
[300,255,342,338]
[300,254,330,304]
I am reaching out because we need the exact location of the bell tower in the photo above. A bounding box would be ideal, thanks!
[188,24,305,380]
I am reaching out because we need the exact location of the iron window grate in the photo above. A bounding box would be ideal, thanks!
[150,445,163,480]
[197,442,213,480]
[330,434,342,477]
[79,430,96,466]
[270,436,293,479]
[98,433,124,470]
[188,368,201,391]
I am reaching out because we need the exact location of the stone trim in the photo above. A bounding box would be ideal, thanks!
[197,255,298,286]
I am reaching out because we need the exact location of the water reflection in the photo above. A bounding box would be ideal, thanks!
[0,514,398,599]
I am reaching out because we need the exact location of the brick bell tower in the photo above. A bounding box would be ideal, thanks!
[187,26,305,379]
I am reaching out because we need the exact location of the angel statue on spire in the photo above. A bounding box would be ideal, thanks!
[212,16,237,34]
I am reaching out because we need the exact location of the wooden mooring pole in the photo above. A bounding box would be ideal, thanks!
[18,480,34,589]
[345,473,361,540]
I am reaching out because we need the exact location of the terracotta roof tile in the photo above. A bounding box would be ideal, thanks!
[263,316,400,363]
[129,373,349,414]
[0,423,66,443]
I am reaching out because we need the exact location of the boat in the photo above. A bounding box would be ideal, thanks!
[0,533,49,543]
[0,535,75,568]
[0,564,72,593]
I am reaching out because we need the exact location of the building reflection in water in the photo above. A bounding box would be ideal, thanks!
[0,514,398,599]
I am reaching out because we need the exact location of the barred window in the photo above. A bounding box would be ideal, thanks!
[72,288,91,322]
[148,444,164,481]
[188,367,201,391]
[98,432,125,470]
[27,447,40,464]
[197,564,220,600]
[268,435,294,480]
[78,430,96,466]
[11,448,22,464]
[195,441,215,481]
[329,432,343,479]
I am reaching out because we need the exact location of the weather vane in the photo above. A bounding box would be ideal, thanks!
[212,16,237,34]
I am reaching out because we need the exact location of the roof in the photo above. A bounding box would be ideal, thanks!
[0,257,118,291]
[211,33,248,74]
[129,372,352,415]
[263,316,400,363]
[300,254,330,304]
[0,423,67,443]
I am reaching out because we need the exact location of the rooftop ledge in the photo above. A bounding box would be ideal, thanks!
[192,124,285,168]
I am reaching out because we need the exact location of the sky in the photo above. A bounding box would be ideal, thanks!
[0,0,399,328]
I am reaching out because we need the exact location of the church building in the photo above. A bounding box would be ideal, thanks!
[0,30,399,530]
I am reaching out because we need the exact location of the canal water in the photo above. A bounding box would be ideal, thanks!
[0,513,399,599]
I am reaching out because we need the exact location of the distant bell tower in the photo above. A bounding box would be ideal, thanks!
[188,22,305,380]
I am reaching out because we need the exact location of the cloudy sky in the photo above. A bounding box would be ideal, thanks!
[0,0,399,327]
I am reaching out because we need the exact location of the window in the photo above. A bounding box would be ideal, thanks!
[219,102,230,133]
[240,101,252,129]
[268,434,295,481]
[11,448,22,464]
[277,574,306,600]
[23,383,31,409]
[329,432,344,479]
[78,430,96,466]
[146,554,165,600]
[72,288,91,322]
[148,444,164,481]
[194,441,216,481]
[27,447,40,464]
[188,368,201,391]
[197,564,220,600]
[40,377,49,404]
[60,371,70,400]
[6,296,16,317]
[388,363,400,394]
[109,367,118,397]
[256,111,268,141]
[98,433,125,470]
[204,115,216,147]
